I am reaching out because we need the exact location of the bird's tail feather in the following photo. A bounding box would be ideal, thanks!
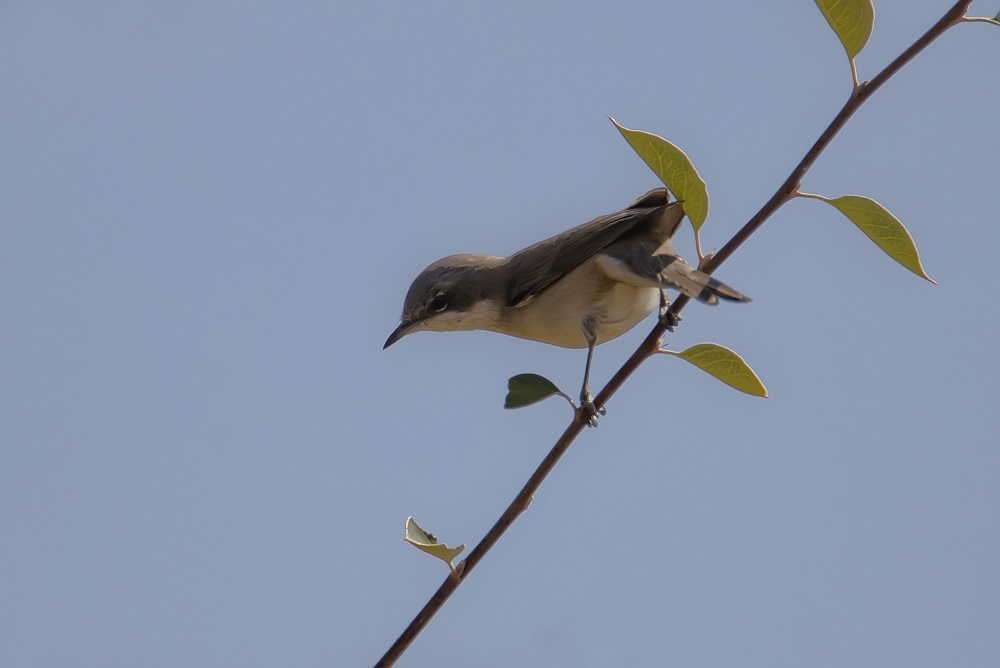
[661,262,751,305]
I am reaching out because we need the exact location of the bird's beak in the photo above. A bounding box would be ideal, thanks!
[383,320,414,349]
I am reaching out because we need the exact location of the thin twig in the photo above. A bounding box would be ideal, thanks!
[373,2,972,665]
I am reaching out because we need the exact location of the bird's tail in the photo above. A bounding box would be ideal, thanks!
[660,259,751,305]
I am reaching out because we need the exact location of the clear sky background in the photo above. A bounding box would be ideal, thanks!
[2,1,998,666]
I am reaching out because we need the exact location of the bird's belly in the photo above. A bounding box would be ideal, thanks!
[591,283,661,342]
[499,269,660,349]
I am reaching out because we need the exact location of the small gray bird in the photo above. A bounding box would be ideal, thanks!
[384,188,749,423]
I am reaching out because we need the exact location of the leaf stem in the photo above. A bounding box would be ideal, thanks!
[961,16,1000,25]
[796,191,826,201]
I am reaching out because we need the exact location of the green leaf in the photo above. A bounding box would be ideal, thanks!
[817,195,935,283]
[404,517,465,573]
[504,373,567,409]
[815,0,875,59]
[610,118,710,230]
[674,343,768,397]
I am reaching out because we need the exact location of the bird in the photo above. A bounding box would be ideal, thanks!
[384,188,750,424]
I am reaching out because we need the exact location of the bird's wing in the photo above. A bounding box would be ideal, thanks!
[504,190,670,308]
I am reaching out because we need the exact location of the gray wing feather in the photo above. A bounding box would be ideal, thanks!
[504,195,669,308]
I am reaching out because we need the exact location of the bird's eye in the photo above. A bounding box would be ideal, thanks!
[429,293,448,313]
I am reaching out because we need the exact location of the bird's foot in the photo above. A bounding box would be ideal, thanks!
[658,306,681,332]
[580,392,606,427]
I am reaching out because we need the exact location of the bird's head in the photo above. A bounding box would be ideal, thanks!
[384,254,507,349]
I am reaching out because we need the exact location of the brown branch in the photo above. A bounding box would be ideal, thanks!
[373,2,972,665]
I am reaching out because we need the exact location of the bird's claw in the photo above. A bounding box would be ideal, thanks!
[581,393,606,427]
[658,306,681,332]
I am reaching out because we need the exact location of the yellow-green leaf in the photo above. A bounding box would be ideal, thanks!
[404,517,465,573]
[505,373,569,409]
[815,0,875,59]
[610,118,709,230]
[818,195,935,282]
[675,343,767,397]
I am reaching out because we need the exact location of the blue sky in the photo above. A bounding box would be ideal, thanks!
[2,2,998,666]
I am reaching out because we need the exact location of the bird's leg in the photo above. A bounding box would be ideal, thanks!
[658,288,681,331]
[580,318,605,427]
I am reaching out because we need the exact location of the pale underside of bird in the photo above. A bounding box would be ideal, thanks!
[385,188,750,424]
